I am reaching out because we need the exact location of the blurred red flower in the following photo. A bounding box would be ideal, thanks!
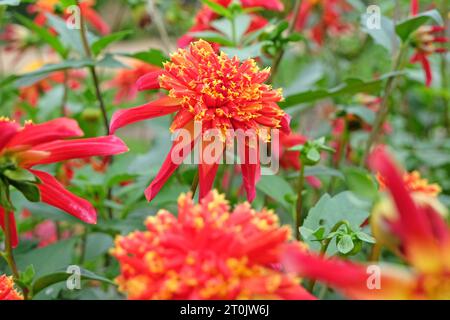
[108,61,161,104]
[294,0,352,45]
[28,0,110,35]
[283,147,450,299]
[111,190,314,300]
[0,117,128,247]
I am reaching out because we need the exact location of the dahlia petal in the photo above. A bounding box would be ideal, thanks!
[0,120,20,150]
[110,97,181,133]
[368,147,443,273]
[136,70,164,91]
[279,113,292,134]
[23,135,128,166]
[6,118,83,148]
[29,170,96,224]
[145,123,199,201]
[282,244,416,299]
[238,144,261,202]
[0,208,18,248]
[410,0,419,16]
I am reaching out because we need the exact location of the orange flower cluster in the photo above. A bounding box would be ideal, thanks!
[377,170,441,197]
[111,190,313,300]
[0,275,23,300]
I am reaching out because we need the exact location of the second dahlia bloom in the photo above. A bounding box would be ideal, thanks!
[110,40,291,202]
[111,190,313,300]
[0,117,128,247]
[283,147,450,299]
[0,275,23,300]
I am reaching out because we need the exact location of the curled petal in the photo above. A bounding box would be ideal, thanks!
[29,170,96,224]
[80,4,110,35]
[0,208,18,248]
[110,97,181,133]
[6,118,83,149]
[22,135,128,167]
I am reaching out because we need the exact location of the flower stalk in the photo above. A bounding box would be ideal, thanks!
[76,0,110,135]
[295,164,305,240]
[360,42,409,166]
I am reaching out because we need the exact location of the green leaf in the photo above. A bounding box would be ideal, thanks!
[396,10,443,42]
[303,166,345,180]
[91,30,132,56]
[221,42,267,60]
[355,231,376,243]
[19,265,35,286]
[343,167,378,201]
[45,13,97,54]
[83,233,114,261]
[10,180,40,202]
[96,54,128,69]
[201,0,232,18]
[15,59,94,87]
[361,14,399,54]
[344,105,376,125]
[256,175,295,210]
[234,14,252,42]
[116,49,168,67]
[4,168,37,183]
[32,268,115,296]
[306,148,321,163]
[302,192,370,254]
[280,73,403,108]
[188,31,234,46]
[0,178,13,211]
[15,14,67,57]
[337,234,354,254]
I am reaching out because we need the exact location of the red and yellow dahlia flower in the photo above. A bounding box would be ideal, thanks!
[283,147,450,299]
[111,190,313,300]
[0,275,23,300]
[0,117,128,247]
[110,40,291,202]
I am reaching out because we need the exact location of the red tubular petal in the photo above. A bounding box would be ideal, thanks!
[136,70,164,91]
[145,130,198,202]
[410,0,419,16]
[0,208,18,248]
[0,120,20,150]
[110,97,181,134]
[368,147,443,271]
[282,244,416,299]
[198,162,219,199]
[24,135,128,166]
[6,118,83,148]
[238,142,261,202]
[279,113,292,135]
[29,170,96,224]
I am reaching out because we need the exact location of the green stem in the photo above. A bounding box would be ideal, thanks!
[76,0,110,135]
[360,42,409,166]
[268,0,302,83]
[190,171,199,196]
[295,165,305,240]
